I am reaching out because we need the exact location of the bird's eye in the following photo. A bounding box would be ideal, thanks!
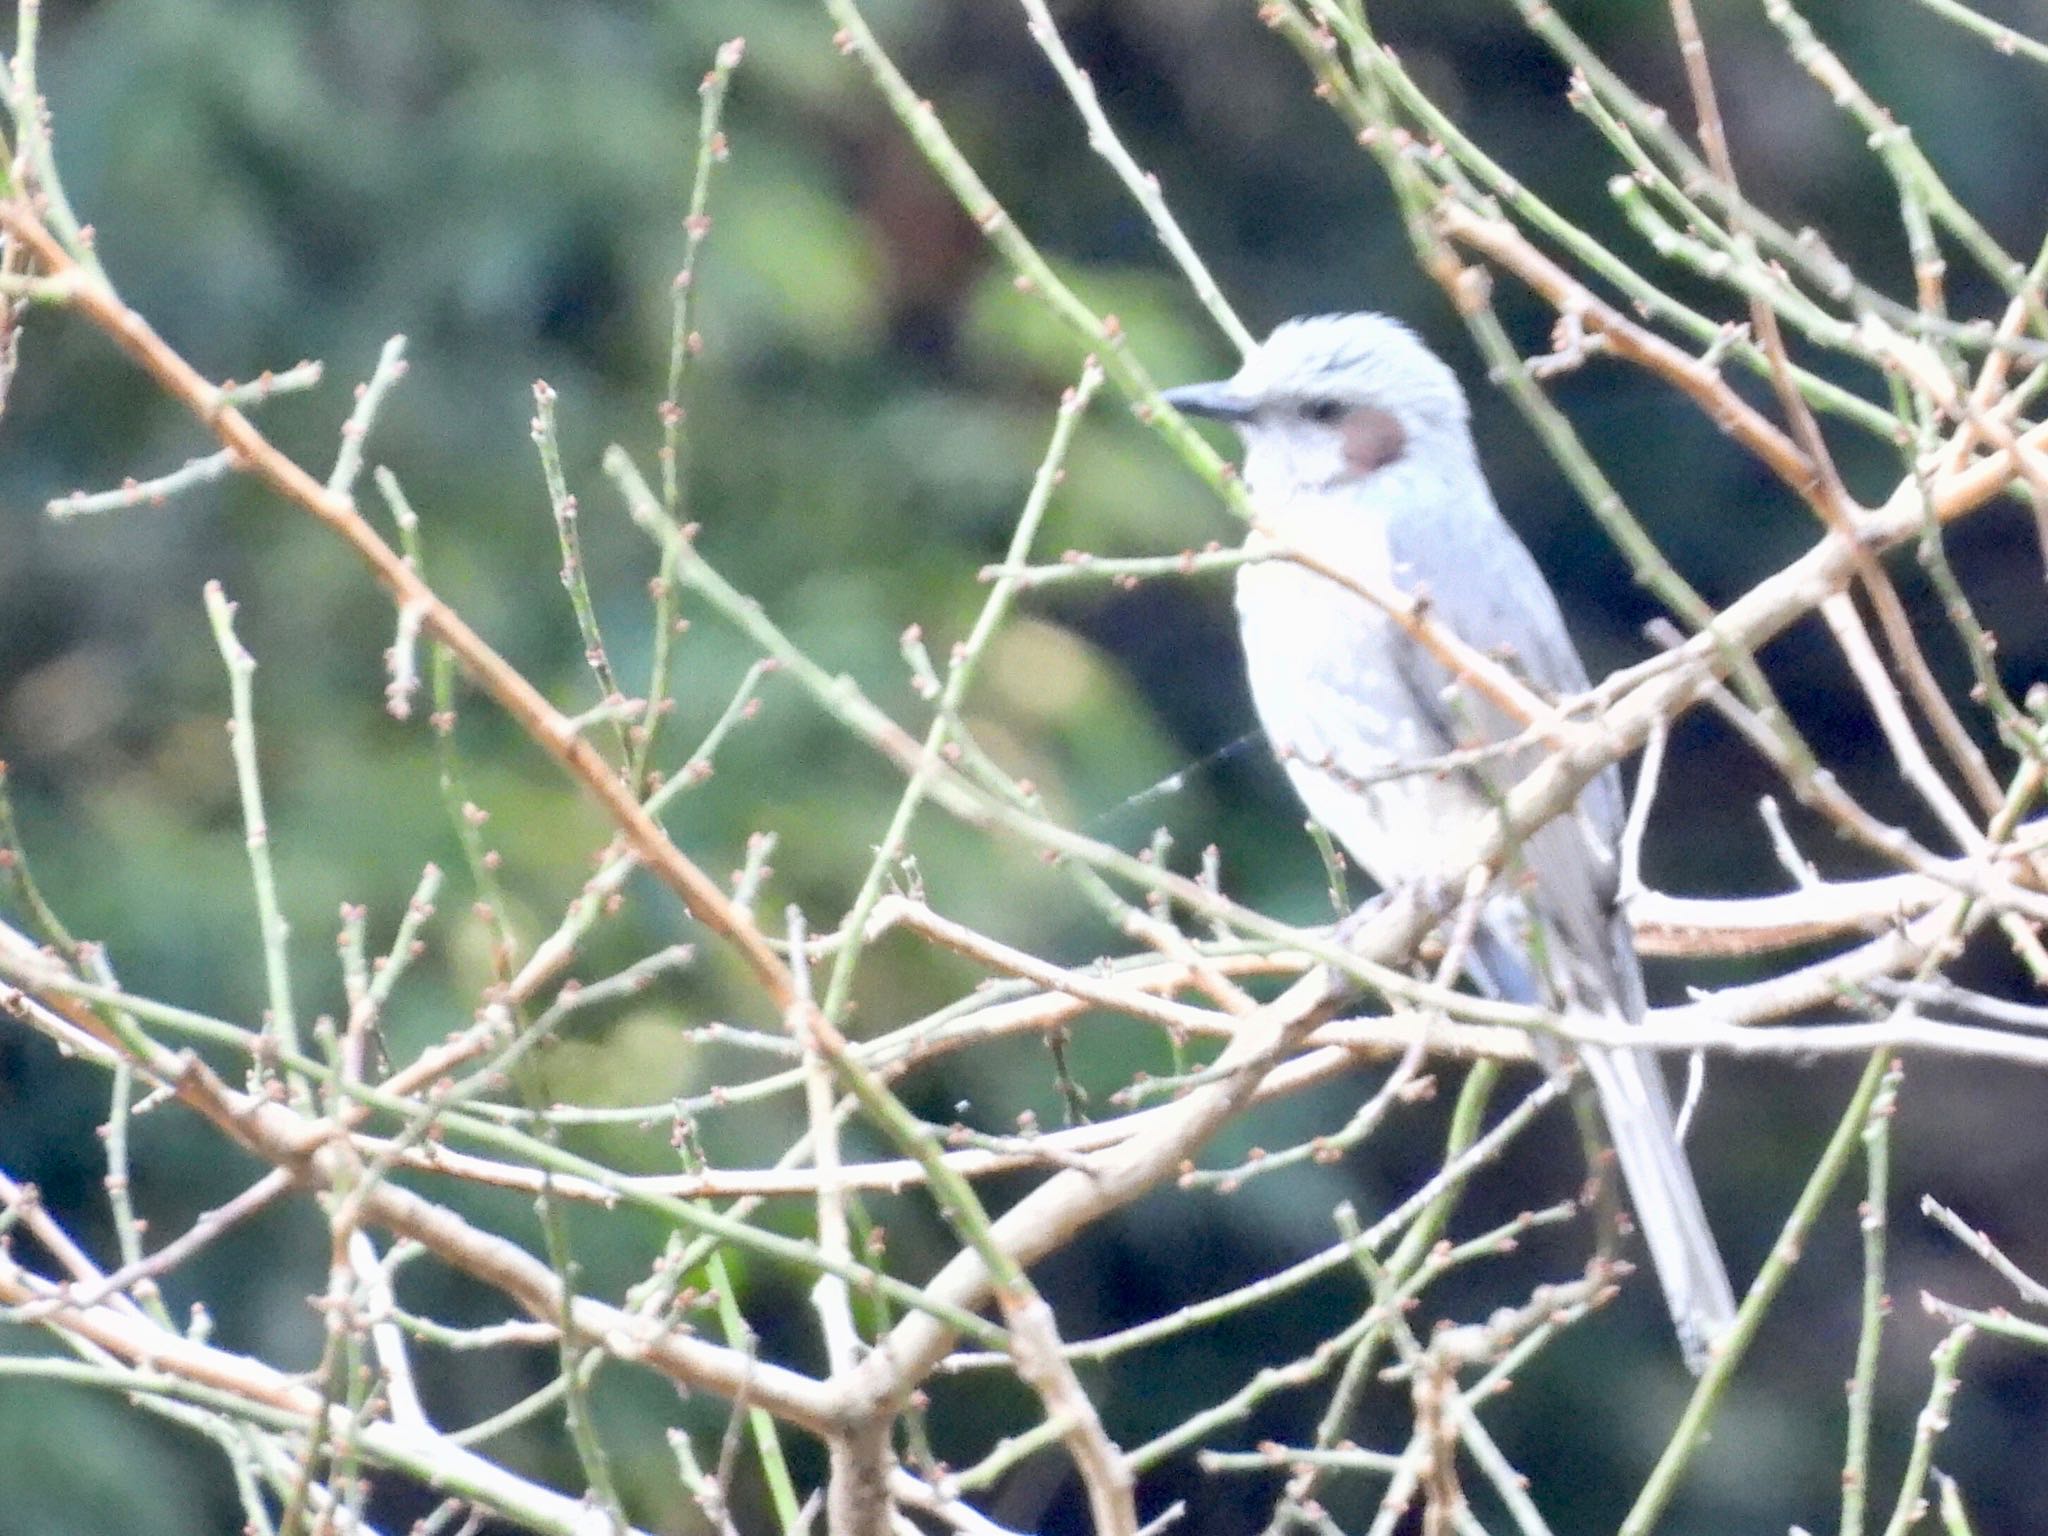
[1300,399,1346,424]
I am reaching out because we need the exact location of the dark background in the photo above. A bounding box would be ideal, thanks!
[4,1,2048,1532]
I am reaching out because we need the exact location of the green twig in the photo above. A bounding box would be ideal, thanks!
[1904,0,2048,67]
[1014,0,1255,356]
[635,38,744,790]
[532,1164,628,1534]
[326,336,409,499]
[820,359,1104,1024]
[1879,1325,1974,1536]
[203,581,302,1088]
[3,0,106,279]
[1843,1060,1905,1536]
[375,467,523,971]
[533,379,634,767]
[822,0,1248,508]
[1621,1050,1895,1536]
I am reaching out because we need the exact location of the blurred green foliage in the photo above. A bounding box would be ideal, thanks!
[6,1,2048,1532]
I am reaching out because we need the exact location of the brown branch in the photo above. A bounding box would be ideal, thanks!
[1632,876,1942,956]
[0,1259,650,1534]
[1485,397,2048,915]
[1668,0,1858,525]
[0,202,795,1010]
[1434,202,1813,492]
[1444,80,2005,832]
[0,923,838,1434]
[827,965,1352,1426]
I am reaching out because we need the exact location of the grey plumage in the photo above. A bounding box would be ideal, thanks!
[1166,313,1736,1370]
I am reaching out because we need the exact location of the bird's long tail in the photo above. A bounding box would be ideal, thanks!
[1470,917,1736,1370]
[1578,1037,1737,1372]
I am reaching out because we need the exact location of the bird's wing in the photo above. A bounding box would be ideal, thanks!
[1380,484,1636,1013]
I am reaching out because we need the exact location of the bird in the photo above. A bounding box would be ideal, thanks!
[1162,312,1736,1370]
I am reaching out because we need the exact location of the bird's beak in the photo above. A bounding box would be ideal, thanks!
[1161,380,1257,423]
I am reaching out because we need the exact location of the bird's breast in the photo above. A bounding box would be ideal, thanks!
[1234,515,1407,681]
[1232,508,1478,887]
[1235,532,1423,770]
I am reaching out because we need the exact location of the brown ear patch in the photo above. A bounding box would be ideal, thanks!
[1339,405,1406,475]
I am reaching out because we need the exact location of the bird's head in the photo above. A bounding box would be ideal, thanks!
[1163,313,1472,497]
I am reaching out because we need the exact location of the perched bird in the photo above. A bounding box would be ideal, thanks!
[1164,312,1736,1370]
